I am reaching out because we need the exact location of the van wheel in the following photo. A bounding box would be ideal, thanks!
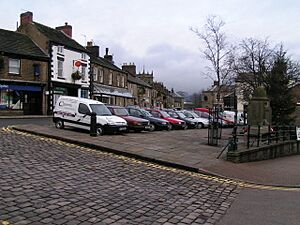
[96,127,103,136]
[197,123,204,129]
[55,120,64,129]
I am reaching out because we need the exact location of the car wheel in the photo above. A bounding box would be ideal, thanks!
[96,127,103,136]
[198,123,204,129]
[183,124,188,130]
[149,124,155,132]
[167,124,173,131]
[55,119,64,129]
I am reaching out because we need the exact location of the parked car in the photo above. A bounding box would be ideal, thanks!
[194,108,234,127]
[107,105,151,132]
[181,110,209,128]
[126,106,171,131]
[164,109,197,129]
[53,96,127,135]
[147,109,187,130]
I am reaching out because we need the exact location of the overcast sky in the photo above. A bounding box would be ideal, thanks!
[1,0,300,94]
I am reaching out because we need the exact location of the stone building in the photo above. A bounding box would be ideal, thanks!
[18,11,90,113]
[86,42,133,106]
[122,63,152,107]
[0,28,49,115]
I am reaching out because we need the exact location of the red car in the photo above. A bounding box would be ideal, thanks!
[107,105,151,132]
[147,109,187,130]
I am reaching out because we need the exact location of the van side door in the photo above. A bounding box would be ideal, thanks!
[77,103,91,126]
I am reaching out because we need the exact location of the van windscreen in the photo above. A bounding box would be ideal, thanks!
[90,104,112,116]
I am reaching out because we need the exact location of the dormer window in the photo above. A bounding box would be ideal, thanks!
[57,46,64,54]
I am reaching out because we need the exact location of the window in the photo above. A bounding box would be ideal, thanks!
[78,103,90,114]
[98,69,104,83]
[130,109,142,117]
[117,75,120,87]
[108,72,113,85]
[90,104,112,116]
[81,53,87,60]
[57,60,63,77]
[9,59,20,74]
[81,89,89,98]
[81,65,87,81]
[33,64,40,77]
[121,76,125,87]
[57,46,64,54]
[93,67,98,81]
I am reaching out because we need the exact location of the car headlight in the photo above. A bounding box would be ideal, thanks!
[161,122,166,125]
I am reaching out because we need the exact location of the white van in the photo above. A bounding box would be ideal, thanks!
[53,96,127,135]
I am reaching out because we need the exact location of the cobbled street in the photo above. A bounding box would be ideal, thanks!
[0,130,239,225]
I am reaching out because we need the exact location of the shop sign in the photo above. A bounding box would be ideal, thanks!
[0,84,9,90]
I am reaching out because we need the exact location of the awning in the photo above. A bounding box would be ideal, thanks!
[93,83,134,98]
[0,84,42,92]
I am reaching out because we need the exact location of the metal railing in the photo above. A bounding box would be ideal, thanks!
[245,125,297,149]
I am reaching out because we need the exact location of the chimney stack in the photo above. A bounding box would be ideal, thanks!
[104,48,114,64]
[122,63,137,77]
[20,11,33,26]
[56,22,72,38]
[86,41,100,57]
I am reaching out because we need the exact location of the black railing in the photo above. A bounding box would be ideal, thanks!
[245,125,297,149]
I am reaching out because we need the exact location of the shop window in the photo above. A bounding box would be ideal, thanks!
[81,89,89,98]
[0,89,22,110]
[9,59,20,74]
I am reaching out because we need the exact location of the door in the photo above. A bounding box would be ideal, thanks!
[77,103,91,128]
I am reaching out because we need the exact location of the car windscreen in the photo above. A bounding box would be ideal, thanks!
[113,108,129,116]
[141,109,152,117]
[90,104,112,116]
[190,112,200,118]
[160,111,171,118]
[177,112,187,118]
[185,111,197,118]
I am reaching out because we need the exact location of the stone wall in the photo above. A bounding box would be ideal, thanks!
[227,140,300,163]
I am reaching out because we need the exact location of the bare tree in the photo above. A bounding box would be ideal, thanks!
[191,15,233,86]
[233,38,276,90]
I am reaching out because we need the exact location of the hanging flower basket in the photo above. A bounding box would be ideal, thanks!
[71,70,81,80]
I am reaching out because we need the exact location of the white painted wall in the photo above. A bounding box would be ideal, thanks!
[51,45,90,94]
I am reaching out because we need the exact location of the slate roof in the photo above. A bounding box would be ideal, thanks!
[0,28,48,60]
[128,74,152,88]
[90,55,124,73]
[33,22,88,53]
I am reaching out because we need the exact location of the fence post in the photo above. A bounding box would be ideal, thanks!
[247,125,250,149]
[257,125,260,147]
[268,125,271,145]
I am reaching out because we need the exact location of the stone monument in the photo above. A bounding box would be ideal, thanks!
[247,86,272,125]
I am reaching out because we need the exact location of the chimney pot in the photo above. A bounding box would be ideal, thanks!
[105,48,109,55]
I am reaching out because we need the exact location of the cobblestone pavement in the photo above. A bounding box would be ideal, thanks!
[0,130,239,225]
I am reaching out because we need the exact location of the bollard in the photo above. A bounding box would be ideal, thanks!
[90,112,97,137]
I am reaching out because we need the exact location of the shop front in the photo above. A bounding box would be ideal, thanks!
[0,82,45,115]
[93,83,134,106]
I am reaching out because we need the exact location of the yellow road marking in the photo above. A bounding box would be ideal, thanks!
[3,127,300,192]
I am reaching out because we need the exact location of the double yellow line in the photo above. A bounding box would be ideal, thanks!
[2,127,300,192]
